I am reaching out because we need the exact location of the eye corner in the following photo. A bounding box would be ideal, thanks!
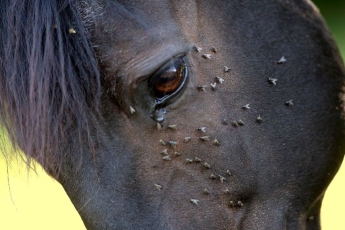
[149,55,189,105]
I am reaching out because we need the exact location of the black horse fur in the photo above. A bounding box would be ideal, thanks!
[0,0,103,176]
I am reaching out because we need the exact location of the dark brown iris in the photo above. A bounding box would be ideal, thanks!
[150,56,187,102]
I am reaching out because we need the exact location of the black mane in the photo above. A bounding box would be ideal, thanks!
[0,0,101,176]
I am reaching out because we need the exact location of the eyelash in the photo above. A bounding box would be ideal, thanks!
[149,55,188,106]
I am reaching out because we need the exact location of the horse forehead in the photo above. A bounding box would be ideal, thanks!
[83,1,225,51]
[84,1,184,42]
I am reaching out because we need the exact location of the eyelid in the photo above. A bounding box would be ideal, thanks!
[149,55,188,106]
[127,51,186,88]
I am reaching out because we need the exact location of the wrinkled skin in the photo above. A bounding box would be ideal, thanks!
[56,0,345,229]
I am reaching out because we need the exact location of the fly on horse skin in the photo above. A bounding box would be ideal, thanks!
[0,0,344,229]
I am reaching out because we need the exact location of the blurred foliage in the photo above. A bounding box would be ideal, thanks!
[314,0,345,9]
[313,0,345,58]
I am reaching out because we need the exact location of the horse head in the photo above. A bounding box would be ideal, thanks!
[1,0,344,229]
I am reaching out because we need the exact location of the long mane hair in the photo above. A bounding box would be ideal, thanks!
[0,0,101,176]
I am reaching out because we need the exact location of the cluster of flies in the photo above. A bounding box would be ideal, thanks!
[195,45,228,92]
[157,124,219,165]
[151,46,240,208]
[67,28,293,210]
[151,45,291,209]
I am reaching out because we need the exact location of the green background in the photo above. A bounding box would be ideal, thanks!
[314,0,345,56]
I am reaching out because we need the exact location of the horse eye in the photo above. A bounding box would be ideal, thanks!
[150,56,188,104]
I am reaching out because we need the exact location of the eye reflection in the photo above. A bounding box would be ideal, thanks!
[150,56,188,104]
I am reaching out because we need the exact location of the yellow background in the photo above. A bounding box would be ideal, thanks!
[0,154,87,230]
